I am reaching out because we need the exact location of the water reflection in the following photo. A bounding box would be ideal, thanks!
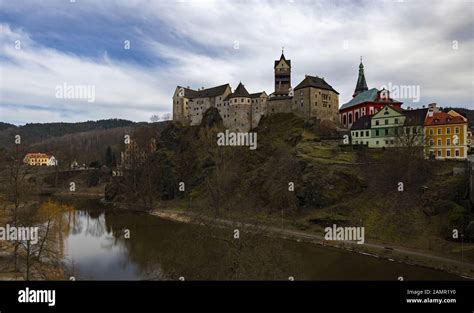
[60,199,461,281]
[64,210,147,280]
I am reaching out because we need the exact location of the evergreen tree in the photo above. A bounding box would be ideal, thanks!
[105,146,113,167]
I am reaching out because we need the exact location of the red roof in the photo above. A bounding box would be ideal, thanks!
[25,153,49,158]
[425,111,467,126]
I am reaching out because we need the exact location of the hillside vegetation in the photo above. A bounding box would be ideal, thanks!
[105,109,474,260]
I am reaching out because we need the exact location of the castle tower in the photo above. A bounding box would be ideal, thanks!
[274,49,291,96]
[353,57,368,97]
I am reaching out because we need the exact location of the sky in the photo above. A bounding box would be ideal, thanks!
[0,0,473,125]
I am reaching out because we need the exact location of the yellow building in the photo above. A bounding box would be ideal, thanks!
[23,153,50,166]
[425,110,468,160]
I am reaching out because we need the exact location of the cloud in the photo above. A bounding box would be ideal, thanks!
[0,0,472,125]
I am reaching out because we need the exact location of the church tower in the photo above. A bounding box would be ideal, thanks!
[353,57,368,97]
[274,49,291,96]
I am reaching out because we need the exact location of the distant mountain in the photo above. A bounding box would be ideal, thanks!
[0,119,138,149]
[0,122,16,131]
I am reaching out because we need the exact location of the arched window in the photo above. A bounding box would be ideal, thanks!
[349,113,353,124]
[343,115,347,126]
[355,111,359,120]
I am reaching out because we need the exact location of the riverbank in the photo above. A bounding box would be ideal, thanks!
[147,207,474,280]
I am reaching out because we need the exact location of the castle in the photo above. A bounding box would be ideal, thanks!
[172,52,340,132]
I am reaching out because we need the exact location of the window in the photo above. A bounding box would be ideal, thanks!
[437,128,441,135]
[385,129,389,135]
[446,127,451,134]
[366,131,369,137]
[429,129,434,135]
[455,127,460,134]
[385,119,388,125]
[349,113,353,124]
[343,115,347,125]
[355,112,359,120]
[429,139,434,146]
[446,150,451,157]
[446,138,451,146]
[376,141,379,145]
[376,130,379,136]
[395,118,399,124]
[437,139,441,146]
[390,140,394,144]
[437,150,441,157]
[355,132,359,137]
[375,120,379,126]
[455,150,460,157]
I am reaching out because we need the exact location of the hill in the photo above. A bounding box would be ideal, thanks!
[0,119,138,149]
[0,122,16,131]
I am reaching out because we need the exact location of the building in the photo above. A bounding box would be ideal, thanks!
[350,114,372,146]
[47,156,58,166]
[267,53,340,123]
[173,52,340,132]
[399,108,428,148]
[172,84,232,126]
[350,105,428,149]
[467,129,473,153]
[291,75,339,122]
[339,60,402,129]
[424,105,468,160]
[23,153,49,166]
[121,138,157,168]
[273,51,291,96]
[368,105,406,148]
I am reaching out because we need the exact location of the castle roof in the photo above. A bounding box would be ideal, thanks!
[294,75,339,94]
[178,84,230,99]
[274,53,291,68]
[350,114,372,130]
[249,92,266,98]
[340,88,401,111]
[403,108,428,126]
[25,153,50,158]
[228,82,250,99]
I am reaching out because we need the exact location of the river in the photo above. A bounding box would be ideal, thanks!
[59,198,461,280]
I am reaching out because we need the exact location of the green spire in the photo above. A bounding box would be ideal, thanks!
[353,57,368,97]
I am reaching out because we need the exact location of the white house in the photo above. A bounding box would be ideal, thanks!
[47,156,58,166]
